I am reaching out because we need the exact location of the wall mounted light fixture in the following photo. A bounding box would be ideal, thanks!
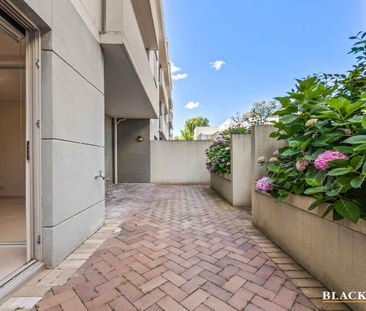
[136,136,144,142]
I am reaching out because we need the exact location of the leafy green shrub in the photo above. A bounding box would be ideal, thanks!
[221,126,248,137]
[256,33,366,223]
[206,137,231,175]
[206,127,249,175]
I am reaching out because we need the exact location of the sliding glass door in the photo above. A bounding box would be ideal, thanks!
[0,13,28,282]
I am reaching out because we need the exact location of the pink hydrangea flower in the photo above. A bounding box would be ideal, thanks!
[296,159,310,171]
[256,177,273,192]
[314,151,348,170]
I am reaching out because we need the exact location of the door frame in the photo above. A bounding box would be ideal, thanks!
[25,28,42,262]
[0,0,42,291]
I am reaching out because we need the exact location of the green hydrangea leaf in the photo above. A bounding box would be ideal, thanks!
[351,175,365,188]
[304,186,327,194]
[279,114,299,124]
[362,115,366,129]
[327,168,352,176]
[343,135,366,144]
[333,146,354,153]
[333,199,360,223]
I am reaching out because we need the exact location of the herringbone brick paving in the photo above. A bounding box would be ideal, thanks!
[33,184,346,311]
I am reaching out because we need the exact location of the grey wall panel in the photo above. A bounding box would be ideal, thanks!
[41,51,104,146]
[42,200,104,267]
[14,0,52,29]
[51,0,104,92]
[117,119,150,183]
[42,140,105,227]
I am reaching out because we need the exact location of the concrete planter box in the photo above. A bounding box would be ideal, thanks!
[252,191,366,311]
[209,134,252,207]
[210,173,234,204]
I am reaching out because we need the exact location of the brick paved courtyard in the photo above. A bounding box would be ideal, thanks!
[33,184,345,311]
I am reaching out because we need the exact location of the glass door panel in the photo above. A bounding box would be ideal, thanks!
[0,15,27,282]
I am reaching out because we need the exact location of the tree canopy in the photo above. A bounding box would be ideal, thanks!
[241,100,279,125]
[181,116,210,140]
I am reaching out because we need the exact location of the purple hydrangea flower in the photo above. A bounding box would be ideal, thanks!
[215,137,225,143]
[314,151,348,171]
[256,177,273,192]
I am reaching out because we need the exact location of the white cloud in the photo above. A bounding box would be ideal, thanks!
[170,61,181,73]
[172,73,188,81]
[185,101,200,109]
[170,61,188,81]
[210,60,226,71]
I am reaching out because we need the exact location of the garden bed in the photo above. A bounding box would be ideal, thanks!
[252,190,366,311]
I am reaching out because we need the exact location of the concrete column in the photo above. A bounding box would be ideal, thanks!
[231,134,252,206]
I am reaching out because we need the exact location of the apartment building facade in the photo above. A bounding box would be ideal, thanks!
[0,0,173,298]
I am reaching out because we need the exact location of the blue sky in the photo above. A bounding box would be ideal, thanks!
[164,0,366,136]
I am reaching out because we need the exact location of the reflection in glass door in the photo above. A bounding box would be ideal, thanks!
[0,14,27,282]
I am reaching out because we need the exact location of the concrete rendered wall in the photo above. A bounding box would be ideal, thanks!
[117,119,150,183]
[151,140,211,184]
[253,192,366,311]
[69,0,103,40]
[102,0,159,117]
[150,119,159,140]
[19,0,105,266]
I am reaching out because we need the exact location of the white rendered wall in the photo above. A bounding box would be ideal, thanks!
[151,140,211,184]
